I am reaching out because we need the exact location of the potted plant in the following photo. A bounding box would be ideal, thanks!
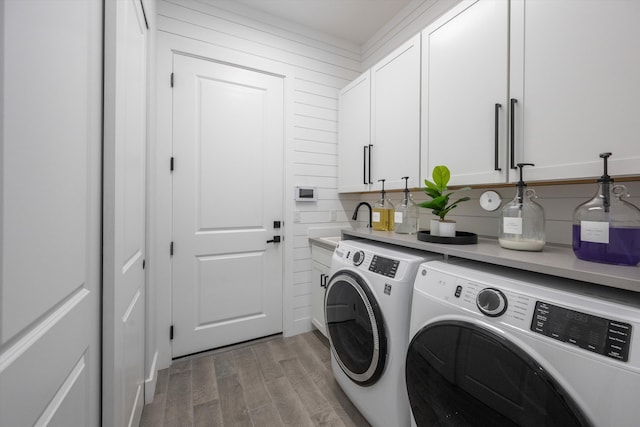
[420,165,471,237]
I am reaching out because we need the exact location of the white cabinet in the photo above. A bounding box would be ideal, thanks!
[338,34,421,193]
[510,0,640,182]
[421,0,509,186]
[422,0,640,186]
[338,71,371,193]
[311,243,333,337]
[371,34,422,191]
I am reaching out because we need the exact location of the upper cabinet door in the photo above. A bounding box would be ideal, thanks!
[421,0,509,186]
[338,71,372,193]
[370,34,421,191]
[510,0,640,182]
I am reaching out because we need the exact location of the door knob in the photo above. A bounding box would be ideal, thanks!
[266,236,281,243]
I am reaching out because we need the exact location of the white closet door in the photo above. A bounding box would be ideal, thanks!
[103,0,148,425]
[0,1,102,425]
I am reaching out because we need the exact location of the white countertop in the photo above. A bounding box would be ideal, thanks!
[340,228,640,293]
[308,236,341,250]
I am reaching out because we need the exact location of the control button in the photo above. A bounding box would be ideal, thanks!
[454,285,463,298]
[476,288,508,317]
[352,251,365,266]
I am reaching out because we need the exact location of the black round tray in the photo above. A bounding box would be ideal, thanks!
[417,230,478,245]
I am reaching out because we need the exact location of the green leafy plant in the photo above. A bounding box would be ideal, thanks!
[420,165,471,220]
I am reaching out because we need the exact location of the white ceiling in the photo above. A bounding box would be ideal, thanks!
[234,0,412,45]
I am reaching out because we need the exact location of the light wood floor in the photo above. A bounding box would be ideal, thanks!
[140,330,371,427]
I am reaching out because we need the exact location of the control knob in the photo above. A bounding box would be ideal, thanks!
[476,288,507,317]
[352,250,365,266]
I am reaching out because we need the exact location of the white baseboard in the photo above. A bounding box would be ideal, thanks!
[311,318,327,338]
[286,317,313,337]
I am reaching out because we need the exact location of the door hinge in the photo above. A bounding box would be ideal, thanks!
[170,156,174,172]
[170,325,174,340]
[142,259,146,269]
[170,72,174,88]
[170,241,174,256]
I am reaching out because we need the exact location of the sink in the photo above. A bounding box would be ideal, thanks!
[314,236,341,248]
[319,236,342,244]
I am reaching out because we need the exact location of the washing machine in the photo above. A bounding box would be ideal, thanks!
[325,239,441,427]
[406,260,640,427]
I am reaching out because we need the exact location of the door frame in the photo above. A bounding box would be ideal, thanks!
[151,32,296,371]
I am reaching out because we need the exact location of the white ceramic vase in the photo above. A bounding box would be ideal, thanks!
[430,219,440,236]
[439,220,456,237]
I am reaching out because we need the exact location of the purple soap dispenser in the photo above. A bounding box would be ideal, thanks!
[572,153,640,266]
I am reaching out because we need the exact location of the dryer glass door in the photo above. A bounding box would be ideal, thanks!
[406,321,591,427]
[325,271,387,386]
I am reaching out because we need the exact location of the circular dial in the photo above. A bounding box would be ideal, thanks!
[479,190,502,212]
[476,288,508,317]
[352,250,365,266]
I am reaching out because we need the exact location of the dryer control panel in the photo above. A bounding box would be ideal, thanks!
[531,301,632,362]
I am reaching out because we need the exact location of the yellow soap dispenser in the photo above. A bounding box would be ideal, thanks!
[372,179,394,231]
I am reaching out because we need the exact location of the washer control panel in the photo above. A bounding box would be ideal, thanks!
[336,245,401,279]
[531,301,632,362]
[369,255,399,278]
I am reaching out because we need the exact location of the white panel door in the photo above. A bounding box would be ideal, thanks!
[422,0,509,186]
[103,0,147,426]
[0,1,102,426]
[172,54,284,358]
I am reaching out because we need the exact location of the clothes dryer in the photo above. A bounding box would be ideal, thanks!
[407,260,640,427]
[325,240,441,427]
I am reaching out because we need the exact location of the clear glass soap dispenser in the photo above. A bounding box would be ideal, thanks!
[572,152,640,266]
[372,179,394,231]
[499,163,545,251]
[394,176,418,234]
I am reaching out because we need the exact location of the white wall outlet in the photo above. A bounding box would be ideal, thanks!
[294,211,301,223]
[330,210,337,222]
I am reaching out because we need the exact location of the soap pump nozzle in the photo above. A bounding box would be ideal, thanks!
[515,163,534,205]
[598,152,613,212]
[378,179,387,204]
[401,176,410,202]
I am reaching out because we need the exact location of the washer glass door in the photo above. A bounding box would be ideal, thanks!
[325,270,386,386]
[406,321,591,427]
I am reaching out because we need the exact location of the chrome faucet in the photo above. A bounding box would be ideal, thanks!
[352,202,372,228]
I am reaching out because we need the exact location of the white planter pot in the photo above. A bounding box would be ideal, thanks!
[439,220,456,237]
[429,219,440,236]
